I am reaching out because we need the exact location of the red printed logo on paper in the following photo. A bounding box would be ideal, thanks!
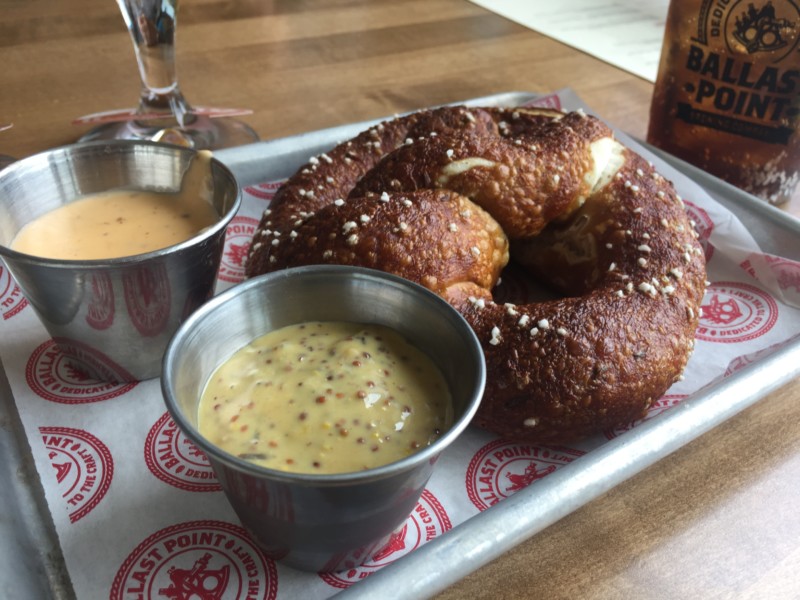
[524,94,563,110]
[123,264,171,337]
[244,181,283,202]
[111,520,277,600]
[726,348,764,375]
[0,263,27,319]
[218,216,258,284]
[740,254,800,294]
[145,412,220,492]
[320,489,451,589]
[466,441,583,510]
[696,281,778,343]
[683,200,714,261]
[725,333,800,375]
[25,339,137,403]
[40,426,113,523]
[772,257,800,292]
[604,394,686,439]
[85,272,115,330]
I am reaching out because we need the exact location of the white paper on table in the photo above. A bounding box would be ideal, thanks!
[469,0,670,82]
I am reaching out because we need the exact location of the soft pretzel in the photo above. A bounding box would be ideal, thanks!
[245,106,707,443]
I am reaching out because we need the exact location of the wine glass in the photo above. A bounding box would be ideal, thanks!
[78,0,259,150]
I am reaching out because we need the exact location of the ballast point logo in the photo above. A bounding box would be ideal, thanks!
[696,281,778,343]
[123,265,171,337]
[604,395,687,440]
[145,412,220,492]
[25,339,137,404]
[244,180,283,202]
[111,520,277,600]
[771,257,800,292]
[0,262,27,320]
[85,272,115,330]
[740,254,800,295]
[525,93,563,110]
[218,216,259,284]
[466,440,583,510]
[725,333,800,375]
[683,200,715,261]
[40,426,113,523]
[320,490,451,589]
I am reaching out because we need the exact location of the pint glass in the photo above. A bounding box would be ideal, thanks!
[647,0,800,206]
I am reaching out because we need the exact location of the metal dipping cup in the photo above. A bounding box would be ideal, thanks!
[161,265,486,572]
[0,140,240,382]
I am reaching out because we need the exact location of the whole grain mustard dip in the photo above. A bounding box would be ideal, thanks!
[198,321,453,474]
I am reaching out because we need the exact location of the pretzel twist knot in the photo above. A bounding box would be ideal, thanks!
[245,106,707,443]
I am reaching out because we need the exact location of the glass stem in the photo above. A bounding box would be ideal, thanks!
[117,0,193,126]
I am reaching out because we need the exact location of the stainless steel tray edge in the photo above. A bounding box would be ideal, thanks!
[0,359,74,599]
[1,90,798,598]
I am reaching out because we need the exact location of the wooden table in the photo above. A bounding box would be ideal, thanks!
[2,1,799,598]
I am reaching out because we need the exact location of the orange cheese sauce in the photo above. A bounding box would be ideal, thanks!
[11,151,219,260]
[198,321,453,474]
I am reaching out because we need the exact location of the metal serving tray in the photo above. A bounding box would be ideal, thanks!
[1,91,799,599]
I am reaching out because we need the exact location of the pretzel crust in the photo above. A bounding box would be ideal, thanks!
[245,106,707,443]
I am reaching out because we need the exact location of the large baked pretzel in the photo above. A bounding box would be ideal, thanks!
[245,106,707,443]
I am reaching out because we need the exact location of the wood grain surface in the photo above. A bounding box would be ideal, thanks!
[1,1,799,598]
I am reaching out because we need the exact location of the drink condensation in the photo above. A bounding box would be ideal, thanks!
[647,0,800,205]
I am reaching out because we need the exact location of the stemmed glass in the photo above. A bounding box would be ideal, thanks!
[78,0,259,150]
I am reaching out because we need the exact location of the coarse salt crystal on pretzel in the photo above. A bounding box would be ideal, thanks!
[245,106,707,443]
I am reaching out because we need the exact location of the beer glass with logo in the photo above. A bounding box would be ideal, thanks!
[647,0,800,206]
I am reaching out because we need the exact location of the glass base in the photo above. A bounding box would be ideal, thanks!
[78,114,259,151]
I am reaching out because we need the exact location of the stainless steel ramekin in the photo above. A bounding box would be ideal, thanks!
[161,265,485,572]
[0,140,240,381]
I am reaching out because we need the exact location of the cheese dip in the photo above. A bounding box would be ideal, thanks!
[198,321,453,474]
[11,151,219,260]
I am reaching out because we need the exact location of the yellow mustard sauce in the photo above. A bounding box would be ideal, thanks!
[11,150,219,260]
[198,321,453,474]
